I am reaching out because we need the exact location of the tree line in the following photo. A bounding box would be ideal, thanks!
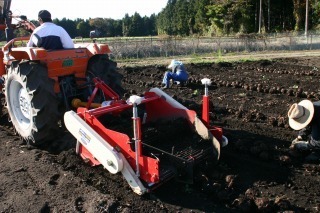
[157,0,320,36]
[14,13,158,39]
[14,0,320,39]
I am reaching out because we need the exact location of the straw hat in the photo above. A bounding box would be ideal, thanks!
[288,100,314,130]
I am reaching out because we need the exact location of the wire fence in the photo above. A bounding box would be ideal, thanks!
[75,31,320,60]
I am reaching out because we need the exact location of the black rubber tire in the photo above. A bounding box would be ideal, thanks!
[86,55,125,97]
[4,61,60,145]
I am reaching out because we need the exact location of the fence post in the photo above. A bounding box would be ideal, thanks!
[165,38,168,57]
[218,37,221,54]
[236,37,239,52]
[192,37,195,55]
[126,38,128,52]
[136,40,138,58]
[197,37,200,55]
[289,36,292,51]
[174,37,177,56]
[159,38,162,57]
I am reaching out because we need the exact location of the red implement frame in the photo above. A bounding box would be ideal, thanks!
[202,95,223,141]
[75,79,224,185]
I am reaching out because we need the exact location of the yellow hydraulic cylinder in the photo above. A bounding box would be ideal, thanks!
[71,98,101,108]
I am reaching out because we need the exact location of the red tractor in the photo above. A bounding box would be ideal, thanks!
[0,0,228,195]
[0,0,123,144]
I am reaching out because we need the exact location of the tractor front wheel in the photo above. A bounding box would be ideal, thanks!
[4,61,60,145]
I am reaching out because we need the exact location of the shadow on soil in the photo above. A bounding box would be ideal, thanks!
[151,128,307,212]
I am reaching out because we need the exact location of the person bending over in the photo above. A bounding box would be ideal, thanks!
[162,59,189,89]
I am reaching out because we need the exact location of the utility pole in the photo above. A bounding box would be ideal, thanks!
[305,0,309,36]
[258,0,262,33]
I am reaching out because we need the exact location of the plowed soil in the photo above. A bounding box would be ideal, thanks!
[1,54,320,213]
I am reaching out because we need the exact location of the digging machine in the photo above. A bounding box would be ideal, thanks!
[0,0,228,195]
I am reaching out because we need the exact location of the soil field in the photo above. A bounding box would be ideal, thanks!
[1,53,320,213]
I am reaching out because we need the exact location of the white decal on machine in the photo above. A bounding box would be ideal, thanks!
[79,128,91,145]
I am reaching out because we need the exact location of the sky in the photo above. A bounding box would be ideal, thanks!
[10,0,168,20]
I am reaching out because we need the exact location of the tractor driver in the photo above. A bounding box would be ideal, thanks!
[27,10,74,50]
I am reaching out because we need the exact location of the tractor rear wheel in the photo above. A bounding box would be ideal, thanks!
[4,61,60,145]
[86,55,125,97]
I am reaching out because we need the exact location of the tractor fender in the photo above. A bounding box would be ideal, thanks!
[74,43,111,55]
[64,111,123,174]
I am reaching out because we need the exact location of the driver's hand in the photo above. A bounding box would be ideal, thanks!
[20,20,36,32]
